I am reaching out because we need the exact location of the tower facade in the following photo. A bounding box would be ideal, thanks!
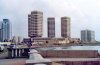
[47,17,55,38]
[28,11,43,38]
[81,30,95,42]
[2,19,11,42]
[0,22,3,42]
[61,17,70,38]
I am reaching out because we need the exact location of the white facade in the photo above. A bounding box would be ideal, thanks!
[26,49,51,65]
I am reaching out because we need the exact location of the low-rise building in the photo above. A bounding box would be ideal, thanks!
[31,37,70,44]
[70,38,80,43]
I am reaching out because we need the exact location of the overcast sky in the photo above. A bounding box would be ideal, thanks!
[0,0,100,41]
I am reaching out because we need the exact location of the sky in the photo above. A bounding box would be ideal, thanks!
[0,0,100,41]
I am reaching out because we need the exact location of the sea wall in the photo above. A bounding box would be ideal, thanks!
[38,50,99,58]
[52,61,100,65]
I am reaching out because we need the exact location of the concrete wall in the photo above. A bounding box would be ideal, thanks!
[53,61,100,65]
[38,50,98,58]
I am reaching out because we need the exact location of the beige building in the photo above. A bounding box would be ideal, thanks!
[47,17,55,38]
[31,37,69,44]
[70,38,80,43]
[28,11,43,37]
[61,17,70,38]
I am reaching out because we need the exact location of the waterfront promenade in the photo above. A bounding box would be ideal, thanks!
[0,58,27,65]
[1,58,100,65]
[1,48,100,65]
[1,44,100,65]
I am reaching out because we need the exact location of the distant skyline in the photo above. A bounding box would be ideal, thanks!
[0,0,100,41]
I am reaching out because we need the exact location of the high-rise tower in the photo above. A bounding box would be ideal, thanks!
[0,22,3,42]
[81,29,95,42]
[28,11,43,38]
[2,19,11,42]
[61,17,70,38]
[47,17,55,38]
